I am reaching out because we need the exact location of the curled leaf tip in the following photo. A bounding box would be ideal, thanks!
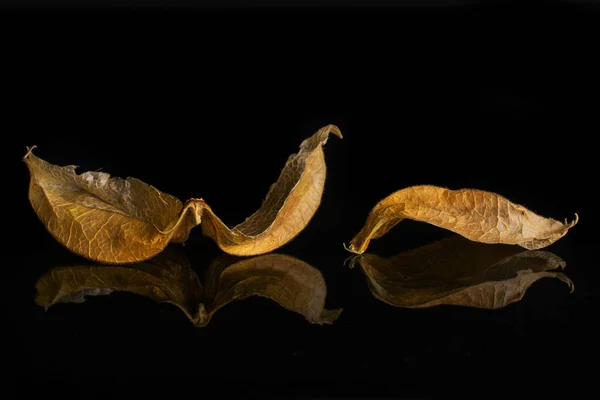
[23,145,37,161]
[325,124,343,139]
[320,308,343,324]
[569,213,579,227]
[343,242,366,257]
[308,125,342,148]
[344,254,361,269]
[342,252,352,267]
[567,278,576,293]
[342,240,362,255]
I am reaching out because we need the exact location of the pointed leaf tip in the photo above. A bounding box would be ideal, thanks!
[23,145,37,161]
[326,124,343,139]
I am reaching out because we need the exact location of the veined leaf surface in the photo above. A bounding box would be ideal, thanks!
[347,185,577,254]
[25,125,341,262]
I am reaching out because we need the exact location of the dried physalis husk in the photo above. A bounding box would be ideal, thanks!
[24,125,341,263]
[346,185,578,254]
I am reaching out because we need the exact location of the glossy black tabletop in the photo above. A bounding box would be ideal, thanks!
[4,2,598,398]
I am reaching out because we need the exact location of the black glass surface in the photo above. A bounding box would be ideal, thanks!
[4,2,597,398]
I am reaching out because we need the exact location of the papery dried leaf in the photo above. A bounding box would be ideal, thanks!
[347,185,578,254]
[24,125,341,263]
[351,235,573,309]
[35,247,203,320]
[24,146,192,263]
[196,124,342,256]
[35,250,341,327]
[199,253,342,326]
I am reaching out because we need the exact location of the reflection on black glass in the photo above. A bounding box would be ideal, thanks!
[35,247,342,327]
[350,235,573,309]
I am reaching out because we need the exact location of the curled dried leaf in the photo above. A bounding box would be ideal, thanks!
[24,125,341,263]
[351,235,573,309]
[346,185,578,254]
[198,124,342,256]
[35,249,342,327]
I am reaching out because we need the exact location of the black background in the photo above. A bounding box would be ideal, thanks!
[3,1,598,398]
